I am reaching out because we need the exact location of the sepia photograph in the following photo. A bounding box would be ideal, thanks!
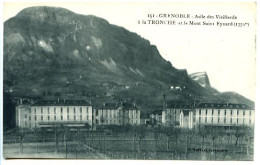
[1,1,257,162]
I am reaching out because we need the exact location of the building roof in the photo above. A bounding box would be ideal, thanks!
[19,100,31,105]
[96,102,138,110]
[122,102,138,110]
[97,103,121,110]
[167,103,193,109]
[196,103,254,110]
[32,99,91,106]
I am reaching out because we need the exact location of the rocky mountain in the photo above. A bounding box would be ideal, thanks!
[3,6,254,112]
[189,72,211,88]
[189,72,254,108]
[216,92,254,108]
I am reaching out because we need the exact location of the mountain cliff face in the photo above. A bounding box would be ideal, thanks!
[3,6,253,111]
[189,72,211,88]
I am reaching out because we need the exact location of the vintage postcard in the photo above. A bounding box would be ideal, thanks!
[1,1,257,162]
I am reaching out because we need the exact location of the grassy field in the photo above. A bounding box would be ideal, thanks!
[3,126,254,160]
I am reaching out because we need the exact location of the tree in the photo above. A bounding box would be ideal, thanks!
[19,129,25,155]
[158,126,181,152]
[183,129,195,159]
[133,125,147,153]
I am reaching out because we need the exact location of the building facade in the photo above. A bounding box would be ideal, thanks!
[94,103,121,125]
[162,102,254,129]
[150,110,163,126]
[162,103,194,129]
[195,103,254,128]
[94,102,141,126]
[16,99,93,129]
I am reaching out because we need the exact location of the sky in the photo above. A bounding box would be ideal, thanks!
[2,2,256,101]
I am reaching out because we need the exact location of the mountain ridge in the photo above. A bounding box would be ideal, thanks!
[3,6,254,112]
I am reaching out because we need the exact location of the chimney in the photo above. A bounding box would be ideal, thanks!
[163,94,166,109]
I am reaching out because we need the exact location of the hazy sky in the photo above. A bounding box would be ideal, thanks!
[3,2,256,101]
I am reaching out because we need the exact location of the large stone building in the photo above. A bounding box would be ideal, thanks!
[16,100,140,129]
[94,102,140,126]
[16,99,93,129]
[162,103,194,129]
[195,103,254,128]
[162,102,254,129]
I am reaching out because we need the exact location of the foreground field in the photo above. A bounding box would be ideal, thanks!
[3,126,254,160]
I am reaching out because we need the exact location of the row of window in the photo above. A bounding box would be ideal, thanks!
[198,109,252,116]
[166,109,252,116]
[198,116,252,124]
[26,114,89,121]
[29,107,90,114]
[97,112,140,118]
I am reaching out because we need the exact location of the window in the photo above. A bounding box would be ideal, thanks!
[249,119,251,124]
[25,114,27,118]
[41,116,43,121]
[249,111,251,116]
[230,118,232,123]
[199,109,201,115]
[212,110,214,115]
[211,117,213,123]
[48,116,50,121]
[67,115,69,120]
[35,116,37,121]
[205,109,208,115]
[231,110,233,115]
[205,117,207,123]
[80,115,82,121]
[74,108,76,114]
[218,117,220,123]
[243,110,245,116]
[237,118,239,124]
[199,117,201,123]
[54,115,56,121]
[61,107,63,113]
[48,107,50,114]
[61,115,63,121]
[218,110,220,115]
[237,110,239,115]
[54,107,56,114]
[224,110,226,116]
[41,107,43,114]
[34,108,36,114]
[224,118,226,124]
[25,121,27,126]
[74,115,76,121]
[67,107,69,113]
[80,107,82,113]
